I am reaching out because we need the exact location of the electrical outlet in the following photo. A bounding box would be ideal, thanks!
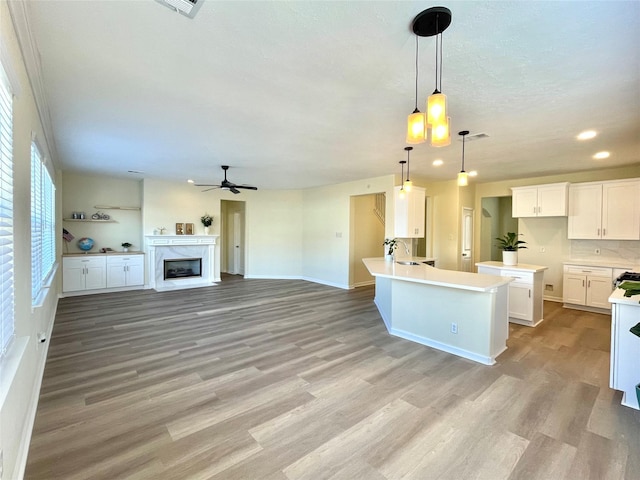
[539,246,546,253]
[451,322,458,334]
[595,248,601,255]
[545,284,554,291]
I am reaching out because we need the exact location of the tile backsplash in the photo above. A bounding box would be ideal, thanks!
[571,240,640,266]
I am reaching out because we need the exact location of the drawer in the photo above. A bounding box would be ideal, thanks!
[106,255,144,266]
[63,256,106,268]
[500,270,534,283]
[565,265,612,277]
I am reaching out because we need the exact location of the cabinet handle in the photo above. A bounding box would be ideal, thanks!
[588,280,591,288]
[603,228,606,237]
[529,289,531,298]
[597,228,600,236]
[582,280,585,287]
[538,206,541,214]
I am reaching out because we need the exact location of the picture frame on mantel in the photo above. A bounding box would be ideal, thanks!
[185,223,194,235]
[175,223,184,235]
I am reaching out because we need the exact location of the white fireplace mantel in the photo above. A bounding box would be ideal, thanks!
[145,235,219,290]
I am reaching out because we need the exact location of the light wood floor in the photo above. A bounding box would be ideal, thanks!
[26,275,639,479]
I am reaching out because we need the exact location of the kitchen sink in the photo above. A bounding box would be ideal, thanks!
[396,261,420,265]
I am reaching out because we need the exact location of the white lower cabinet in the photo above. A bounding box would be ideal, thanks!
[476,262,546,327]
[563,265,613,310]
[62,256,107,292]
[63,254,144,294]
[107,255,144,288]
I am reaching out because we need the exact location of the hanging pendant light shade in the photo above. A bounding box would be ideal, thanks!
[412,7,452,148]
[457,130,469,186]
[403,147,413,192]
[430,117,451,147]
[398,160,407,198]
[407,36,426,144]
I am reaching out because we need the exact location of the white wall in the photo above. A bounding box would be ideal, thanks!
[1,3,61,478]
[61,172,142,253]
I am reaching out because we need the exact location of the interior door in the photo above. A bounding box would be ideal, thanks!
[461,207,473,272]
[233,211,242,275]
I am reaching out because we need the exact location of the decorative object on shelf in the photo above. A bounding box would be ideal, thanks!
[403,147,413,192]
[176,223,185,235]
[185,223,194,235]
[458,130,469,186]
[62,228,74,242]
[121,242,132,253]
[91,212,110,220]
[383,238,398,261]
[201,213,213,235]
[495,232,527,266]
[411,6,452,147]
[398,160,407,199]
[157,227,166,235]
[77,237,95,252]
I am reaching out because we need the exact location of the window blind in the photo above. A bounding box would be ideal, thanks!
[31,141,55,304]
[0,65,14,355]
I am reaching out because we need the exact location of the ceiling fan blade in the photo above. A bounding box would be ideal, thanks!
[230,187,241,194]
[236,185,258,190]
[200,186,221,192]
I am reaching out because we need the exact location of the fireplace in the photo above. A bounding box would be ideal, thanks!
[164,258,202,280]
[146,235,218,291]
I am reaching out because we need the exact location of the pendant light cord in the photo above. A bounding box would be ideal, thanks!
[406,149,411,181]
[461,134,466,171]
[414,36,419,110]
[439,29,444,92]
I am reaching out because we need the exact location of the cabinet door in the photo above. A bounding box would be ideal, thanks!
[107,264,127,288]
[509,283,533,320]
[126,261,145,286]
[62,263,86,292]
[537,184,568,216]
[512,187,538,217]
[602,180,640,240]
[393,186,410,237]
[568,184,602,239]
[411,188,426,237]
[586,276,613,309]
[85,264,107,290]
[563,274,586,305]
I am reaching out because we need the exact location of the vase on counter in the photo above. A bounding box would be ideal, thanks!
[502,250,517,266]
[204,226,210,235]
[123,247,129,253]
[385,253,394,262]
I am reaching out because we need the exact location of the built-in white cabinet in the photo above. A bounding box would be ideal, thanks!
[394,186,425,238]
[476,262,547,327]
[63,254,144,294]
[62,256,107,292]
[106,255,144,288]
[609,290,640,410]
[563,265,613,310]
[568,179,640,240]
[511,182,569,218]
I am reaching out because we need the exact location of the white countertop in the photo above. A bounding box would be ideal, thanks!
[476,261,548,273]
[564,259,640,270]
[609,282,640,306]
[363,257,512,292]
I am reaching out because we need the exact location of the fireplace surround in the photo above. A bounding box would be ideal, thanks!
[146,235,218,290]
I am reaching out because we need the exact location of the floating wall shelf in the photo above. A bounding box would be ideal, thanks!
[63,219,117,223]
[93,205,141,211]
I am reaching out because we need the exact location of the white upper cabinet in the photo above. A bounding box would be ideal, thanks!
[394,186,425,238]
[511,182,569,217]
[568,179,640,240]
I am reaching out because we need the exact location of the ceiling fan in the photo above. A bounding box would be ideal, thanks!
[195,165,258,194]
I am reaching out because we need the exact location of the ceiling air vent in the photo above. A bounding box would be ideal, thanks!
[155,0,203,19]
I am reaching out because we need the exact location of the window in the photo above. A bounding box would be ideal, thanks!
[0,64,14,355]
[31,141,55,304]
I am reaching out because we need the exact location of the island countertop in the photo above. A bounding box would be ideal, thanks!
[475,261,548,273]
[363,257,512,292]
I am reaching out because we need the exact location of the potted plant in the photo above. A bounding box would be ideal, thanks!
[383,238,398,261]
[201,213,213,235]
[121,242,132,253]
[495,232,527,266]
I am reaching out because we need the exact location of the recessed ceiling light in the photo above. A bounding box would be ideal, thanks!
[577,130,597,140]
[187,179,194,183]
[432,159,443,166]
[593,151,610,159]
[468,171,478,177]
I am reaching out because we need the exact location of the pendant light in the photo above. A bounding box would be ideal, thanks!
[457,130,469,186]
[403,146,413,192]
[412,7,452,148]
[398,160,407,198]
[406,36,426,144]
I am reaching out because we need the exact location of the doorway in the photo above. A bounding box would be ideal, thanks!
[461,207,474,272]
[220,200,246,276]
[479,196,517,262]
[349,193,386,287]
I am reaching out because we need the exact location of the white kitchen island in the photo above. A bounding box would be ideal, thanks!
[363,258,512,365]
[609,284,640,410]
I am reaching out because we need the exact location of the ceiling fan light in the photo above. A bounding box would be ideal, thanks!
[403,179,413,192]
[430,117,451,147]
[407,110,426,144]
[427,91,447,126]
[457,171,468,187]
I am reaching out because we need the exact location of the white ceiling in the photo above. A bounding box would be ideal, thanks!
[18,0,640,190]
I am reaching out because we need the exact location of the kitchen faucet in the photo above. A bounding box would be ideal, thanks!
[396,239,411,256]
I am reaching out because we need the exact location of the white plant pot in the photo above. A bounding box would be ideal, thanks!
[385,254,395,262]
[204,226,210,235]
[502,250,518,266]
[123,247,129,253]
